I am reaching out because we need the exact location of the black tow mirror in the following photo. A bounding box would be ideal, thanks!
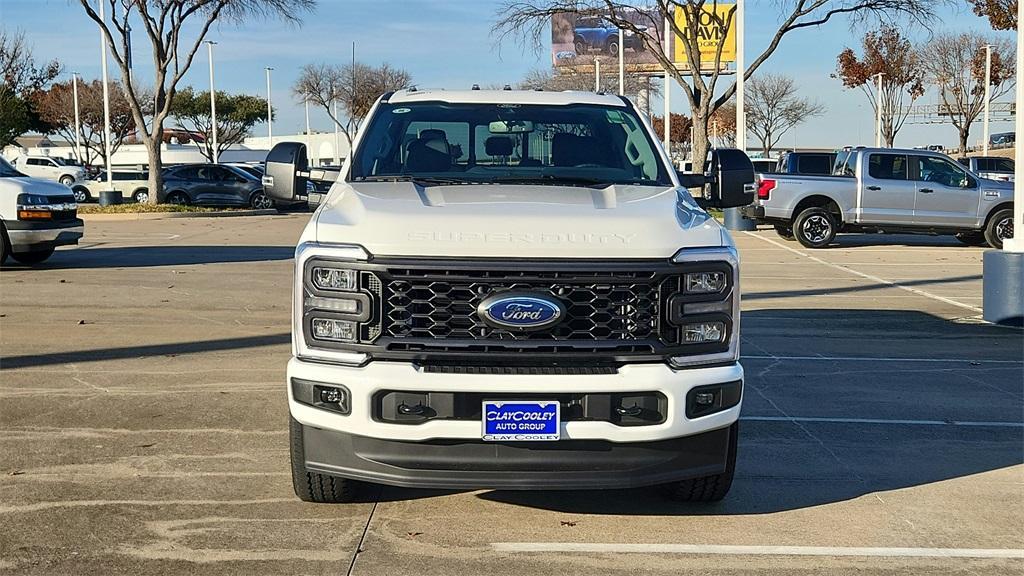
[263,142,309,203]
[704,148,756,209]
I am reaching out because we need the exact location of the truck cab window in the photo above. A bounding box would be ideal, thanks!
[918,156,973,188]
[868,154,908,180]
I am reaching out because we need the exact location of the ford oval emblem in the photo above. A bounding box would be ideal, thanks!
[478,292,564,331]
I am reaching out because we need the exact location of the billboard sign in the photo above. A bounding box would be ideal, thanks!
[550,4,737,74]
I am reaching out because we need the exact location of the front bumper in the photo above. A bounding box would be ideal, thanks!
[301,423,736,490]
[288,357,742,489]
[5,219,84,253]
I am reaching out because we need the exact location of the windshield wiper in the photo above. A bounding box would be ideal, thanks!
[355,175,479,186]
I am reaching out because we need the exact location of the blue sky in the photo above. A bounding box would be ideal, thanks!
[0,0,1015,149]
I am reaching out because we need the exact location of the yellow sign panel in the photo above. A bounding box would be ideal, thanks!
[673,4,737,65]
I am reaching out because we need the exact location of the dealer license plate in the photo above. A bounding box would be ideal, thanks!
[482,400,560,442]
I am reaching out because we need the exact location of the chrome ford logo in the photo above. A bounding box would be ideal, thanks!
[478,293,564,331]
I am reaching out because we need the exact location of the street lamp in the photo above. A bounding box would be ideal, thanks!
[98,1,113,192]
[265,67,274,145]
[207,41,218,164]
[71,72,82,164]
[874,72,885,148]
[735,0,745,152]
[983,44,993,155]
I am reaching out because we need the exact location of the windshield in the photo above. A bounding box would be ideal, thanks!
[51,157,68,166]
[350,101,671,186]
[0,156,24,177]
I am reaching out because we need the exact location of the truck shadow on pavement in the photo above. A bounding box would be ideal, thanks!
[5,245,295,269]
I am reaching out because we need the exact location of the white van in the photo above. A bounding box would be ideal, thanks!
[0,155,84,265]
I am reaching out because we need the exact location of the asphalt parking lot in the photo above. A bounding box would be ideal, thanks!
[1,215,1022,576]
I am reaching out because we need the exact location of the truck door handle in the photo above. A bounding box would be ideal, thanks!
[919,188,934,194]
[866,185,882,191]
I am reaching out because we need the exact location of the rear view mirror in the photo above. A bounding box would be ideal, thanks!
[264,142,309,203]
[489,120,534,134]
[704,149,756,209]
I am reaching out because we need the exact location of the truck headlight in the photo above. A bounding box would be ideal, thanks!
[684,271,727,294]
[312,267,357,291]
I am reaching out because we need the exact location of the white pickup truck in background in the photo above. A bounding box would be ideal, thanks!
[743,147,1016,249]
[14,155,89,187]
[0,155,84,265]
[263,89,756,504]
[957,156,1015,182]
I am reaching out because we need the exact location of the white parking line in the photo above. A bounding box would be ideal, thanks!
[741,416,1024,428]
[490,542,1024,559]
[741,354,1022,364]
[742,232,983,314]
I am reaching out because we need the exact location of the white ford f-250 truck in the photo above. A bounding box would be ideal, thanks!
[1,155,84,265]
[263,89,755,503]
[743,147,1015,249]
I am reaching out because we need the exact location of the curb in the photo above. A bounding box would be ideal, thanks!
[79,209,280,221]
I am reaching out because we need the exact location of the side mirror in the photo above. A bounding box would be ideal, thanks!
[704,148,756,209]
[263,142,309,203]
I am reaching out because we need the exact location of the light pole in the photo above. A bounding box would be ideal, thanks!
[265,67,274,145]
[618,28,625,96]
[71,72,82,164]
[983,44,993,155]
[663,16,671,154]
[874,72,885,148]
[304,99,312,166]
[594,58,601,92]
[98,1,113,191]
[735,0,745,152]
[207,41,218,164]
[333,99,341,165]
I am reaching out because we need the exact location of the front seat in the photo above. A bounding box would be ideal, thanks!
[405,130,452,173]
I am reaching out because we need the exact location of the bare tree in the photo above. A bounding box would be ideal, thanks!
[0,28,61,146]
[746,73,824,155]
[921,32,1015,153]
[170,87,269,162]
[835,25,924,147]
[76,0,314,203]
[494,1,943,166]
[518,67,660,99]
[34,79,144,167]
[293,61,411,151]
[969,0,1017,30]
[710,101,736,147]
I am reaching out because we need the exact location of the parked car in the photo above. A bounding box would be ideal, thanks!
[72,170,150,203]
[262,88,755,504]
[159,163,273,208]
[774,151,837,176]
[958,156,1014,182]
[573,16,647,56]
[742,147,1015,249]
[0,155,83,265]
[751,158,777,174]
[14,155,88,187]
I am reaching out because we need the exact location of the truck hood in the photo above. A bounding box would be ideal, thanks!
[0,176,75,197]
[313,182,729,258]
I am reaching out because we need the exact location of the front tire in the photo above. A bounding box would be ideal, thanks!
[606,39,619,56]
[60,175,75,187]
[0,222,9,265]
[11,247,55,265]
[661,422,738,502]
[290,416,359,503]
[165,191,189,206]
[793,207,838,249]
[132,189,149,204]
[72,187,90,203]
[984,208,1014,250]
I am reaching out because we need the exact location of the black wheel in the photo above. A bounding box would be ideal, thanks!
[984,208,1014,250]
[661,422,738,502]
[793,207,837,248]
[606,39,619,56]
[166,191,189,206]
[132,189,149,203]
[774,224,795,241]
[574,38,587,54]
[59,175,75,187]
[11,247,55,265]
[0,222,8,265]
[72,187,90,203]
[955,231,987,247]
[250,190,274,210]
[290,416,359,503]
